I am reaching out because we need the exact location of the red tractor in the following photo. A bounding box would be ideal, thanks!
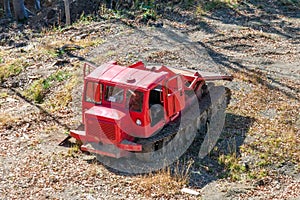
[67,61,233,160]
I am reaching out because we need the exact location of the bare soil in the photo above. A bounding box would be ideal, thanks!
[0,1,299,199]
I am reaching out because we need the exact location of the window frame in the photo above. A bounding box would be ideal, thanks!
[84,81,103,104]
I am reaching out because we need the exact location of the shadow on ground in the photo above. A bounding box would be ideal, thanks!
[86,112,254,189]
[178,113,254,188]
[206,1,300,39]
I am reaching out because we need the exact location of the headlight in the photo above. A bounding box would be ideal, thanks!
[136,119,142,126]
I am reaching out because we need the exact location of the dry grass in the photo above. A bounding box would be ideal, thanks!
[138,160,194,198]
[0,113,21,127]
[218,153,247,180]
[0,91,8,98]
[44,71,79,112]
[38,26,104,59]
[196,0,242,12]
[22,78,49,103]
[1,5,299,198]
[67,143,80,157]
[22,69,77,104]
[139,169,185,197]
[0,59,27,82]
[225,71,300,180]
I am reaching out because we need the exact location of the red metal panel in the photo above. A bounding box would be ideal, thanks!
[111,67,168,89]
[85,106,125,120]
[70,130,98,143]
[100,122,116,141]
[165,75,185,118]
[86,119,117,143]
[81,144,129,158]
[86,63,114,80]
[87,61,168,89]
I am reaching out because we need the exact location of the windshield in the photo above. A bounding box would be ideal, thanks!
[105,86,124,103]
[85,81,102,104]
[85,83,144,112]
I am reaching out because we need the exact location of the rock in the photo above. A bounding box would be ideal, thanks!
[181,188,200,196]
[260,108,277,120]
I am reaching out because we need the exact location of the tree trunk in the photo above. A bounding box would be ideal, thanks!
[12,0,28,21]
[4,0,12,18]
[64,0,70,25]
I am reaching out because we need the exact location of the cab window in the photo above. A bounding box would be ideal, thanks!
[105,86,124,103]
[126,90,144,112]
[85,81,102,104]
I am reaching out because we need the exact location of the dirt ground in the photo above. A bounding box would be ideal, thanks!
[0,1,299,199]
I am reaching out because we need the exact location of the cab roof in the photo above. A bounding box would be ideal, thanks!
[86,62,168,89]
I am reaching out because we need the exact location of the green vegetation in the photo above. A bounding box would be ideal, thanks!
[23,70,72,103]
[218,153,247,180]
[77,12,95,25]
[0,2,299,197]
[97,0,243,21]
[136,1,159,21]
[141,6,157,21]
[0,59,26,82]
[0,92,8,98]
[45,74,79,111]
[48,70,71,82]
[67,143,80,157]
[23,78,49,103]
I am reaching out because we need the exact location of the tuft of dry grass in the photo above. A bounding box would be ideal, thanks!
[218,153,247,180]
[139,170,184,198]
[67,143,80,157]
[138,160,194,198]
[22,78,49,103]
